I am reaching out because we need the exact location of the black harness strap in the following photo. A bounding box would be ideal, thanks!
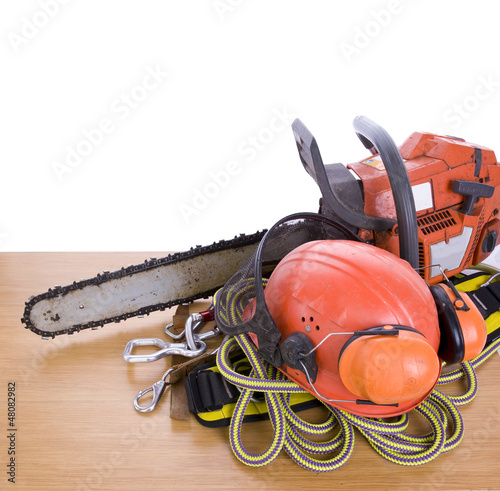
[468,281,500,319]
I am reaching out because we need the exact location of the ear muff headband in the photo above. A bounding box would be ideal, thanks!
[337,325,422,363]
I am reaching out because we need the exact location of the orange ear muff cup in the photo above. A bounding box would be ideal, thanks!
[430,284,487,364]
[338,328,440,405]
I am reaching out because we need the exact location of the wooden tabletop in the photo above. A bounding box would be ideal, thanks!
[1,252,500,491]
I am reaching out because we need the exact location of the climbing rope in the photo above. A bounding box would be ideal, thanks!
[216,329,500,472]
[214,279,500,471]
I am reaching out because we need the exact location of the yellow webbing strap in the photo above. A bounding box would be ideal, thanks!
[453,266,500,341]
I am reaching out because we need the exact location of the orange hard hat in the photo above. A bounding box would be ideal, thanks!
[263,239,441,417]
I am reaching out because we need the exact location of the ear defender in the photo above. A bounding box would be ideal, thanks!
[429,283,487,364]
[338,326,441,405]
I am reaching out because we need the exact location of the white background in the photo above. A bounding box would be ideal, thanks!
[1,0,500,269]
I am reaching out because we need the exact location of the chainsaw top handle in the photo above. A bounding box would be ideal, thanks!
[353,116,419,268]
[292,116,419,269]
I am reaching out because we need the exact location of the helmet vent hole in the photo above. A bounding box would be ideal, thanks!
[310,317,314,322]
[315,325,320,331]
[301,317,306,322]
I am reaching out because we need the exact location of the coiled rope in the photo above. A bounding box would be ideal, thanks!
[216,325,500,472]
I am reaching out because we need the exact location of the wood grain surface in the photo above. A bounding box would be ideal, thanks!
[1,252,500,491]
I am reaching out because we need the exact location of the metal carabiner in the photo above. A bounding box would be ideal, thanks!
[164,314,204,341]
[123,311,219,362]
[126,308,219,412]
[122,330,215,362]
[164,308,214,345]
[134,368,174,413]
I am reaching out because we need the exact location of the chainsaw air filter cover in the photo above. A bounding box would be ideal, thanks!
[215,213,441,418]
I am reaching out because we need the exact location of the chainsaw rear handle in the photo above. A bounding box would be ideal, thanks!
[353,116,419,269]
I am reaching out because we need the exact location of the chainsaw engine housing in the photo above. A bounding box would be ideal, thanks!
[348,132,500,284]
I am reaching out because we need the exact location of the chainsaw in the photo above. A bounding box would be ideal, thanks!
[22,116,500,338]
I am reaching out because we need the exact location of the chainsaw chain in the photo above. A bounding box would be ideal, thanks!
[21,231,266,338]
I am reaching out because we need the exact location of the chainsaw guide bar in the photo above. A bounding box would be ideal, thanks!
[21,116,500,341]
[21,231,265,338]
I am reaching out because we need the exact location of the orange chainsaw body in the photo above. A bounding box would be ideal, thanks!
[348,132,500,284]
